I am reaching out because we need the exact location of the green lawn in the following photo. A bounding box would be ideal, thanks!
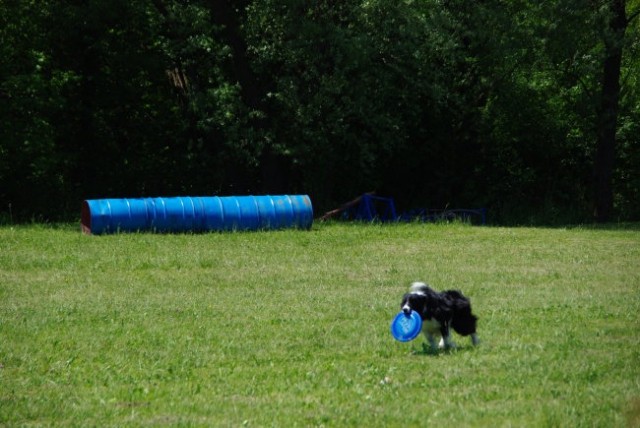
[1,222,639,427]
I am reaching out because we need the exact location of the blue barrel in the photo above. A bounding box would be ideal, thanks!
[81,195,313,235]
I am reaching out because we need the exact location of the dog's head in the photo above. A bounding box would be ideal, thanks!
[401,282,436,316]
[400,292,428,315]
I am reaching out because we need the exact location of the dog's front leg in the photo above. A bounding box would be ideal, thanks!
[423,331,438,351]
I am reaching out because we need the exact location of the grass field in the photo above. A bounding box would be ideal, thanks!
[1,222,639,427]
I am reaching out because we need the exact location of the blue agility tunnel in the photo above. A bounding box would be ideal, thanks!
[81,195,313,235]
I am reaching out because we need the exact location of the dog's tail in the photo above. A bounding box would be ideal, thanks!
[445,290,478,336]
[451,310,477,336]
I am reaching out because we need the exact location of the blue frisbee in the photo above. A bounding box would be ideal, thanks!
[390,311,423,342]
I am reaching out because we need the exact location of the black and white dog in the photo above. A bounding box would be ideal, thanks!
[400,282,479,350]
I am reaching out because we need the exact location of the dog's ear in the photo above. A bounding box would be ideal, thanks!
[420,296,428,313]
[400,293,410,308]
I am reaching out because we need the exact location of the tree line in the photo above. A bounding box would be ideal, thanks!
[1,0,639,224]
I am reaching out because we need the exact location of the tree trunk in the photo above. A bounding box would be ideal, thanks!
[206,0,291,193]
[593,0,627,222]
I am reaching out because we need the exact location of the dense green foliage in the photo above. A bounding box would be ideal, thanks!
[1,0,639,223]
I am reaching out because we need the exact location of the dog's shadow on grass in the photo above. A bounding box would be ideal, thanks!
[410,343,478,357]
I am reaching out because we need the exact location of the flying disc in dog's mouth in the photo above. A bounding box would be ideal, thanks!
[390,310,422,342]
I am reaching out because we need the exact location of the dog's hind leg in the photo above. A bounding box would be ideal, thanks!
[442,334,456,349]
[471,334,480,346]
[440,324,456,349]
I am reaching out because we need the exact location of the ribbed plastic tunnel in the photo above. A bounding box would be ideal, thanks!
[81,195,313,235]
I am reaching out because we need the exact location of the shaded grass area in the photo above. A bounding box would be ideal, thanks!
[1,223,639,426]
